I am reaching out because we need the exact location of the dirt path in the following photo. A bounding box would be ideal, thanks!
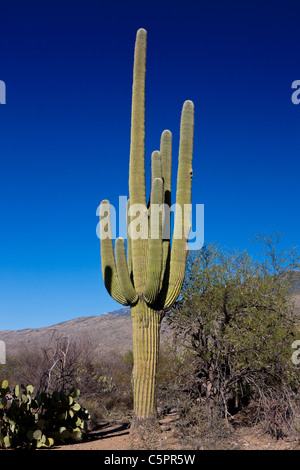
[52,413,300,451]
[54,422,132,450]
[1,410,298,451]
[53,413,179,451]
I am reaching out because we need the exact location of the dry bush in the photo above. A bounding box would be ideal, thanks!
[6,331,97,393]
[4,333,134,428]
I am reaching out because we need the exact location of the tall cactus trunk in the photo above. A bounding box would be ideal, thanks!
[99,28,194,422]
[131,301,161,421]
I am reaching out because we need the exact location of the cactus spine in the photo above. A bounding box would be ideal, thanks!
[100,28,194,421]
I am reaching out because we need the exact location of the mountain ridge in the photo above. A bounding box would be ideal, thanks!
[1,285,299,358]
[0,307,171,357]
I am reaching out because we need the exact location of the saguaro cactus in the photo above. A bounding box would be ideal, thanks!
[99,28,194,421]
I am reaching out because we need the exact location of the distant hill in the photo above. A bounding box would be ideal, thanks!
[1,271,299,359]
[0,307,172,358]
[290,271,300,295]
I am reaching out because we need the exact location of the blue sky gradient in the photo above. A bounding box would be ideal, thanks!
[0,0,300,329]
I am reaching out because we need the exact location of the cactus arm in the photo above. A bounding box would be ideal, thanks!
[129,28,148,295]
[115,237,138,304]
[151,150,162,182]
[148,150,162,221]
[164,100,194,308]
[100,200,129,306]
[129,27,147,208]
[160,130,172,206]
[126,198,133,280]
[159,130,172,292]
[144,177,164,304]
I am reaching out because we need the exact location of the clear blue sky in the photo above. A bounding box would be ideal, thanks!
[0,0,299,330]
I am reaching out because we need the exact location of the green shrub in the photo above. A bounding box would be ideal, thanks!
[168,235,300,434]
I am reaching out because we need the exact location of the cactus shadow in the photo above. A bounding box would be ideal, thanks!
[88,422,130,442]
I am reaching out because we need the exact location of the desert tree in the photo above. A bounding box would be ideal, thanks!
[168,235,300,435]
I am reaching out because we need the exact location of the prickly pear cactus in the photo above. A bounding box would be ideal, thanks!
[0,380,89,449]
